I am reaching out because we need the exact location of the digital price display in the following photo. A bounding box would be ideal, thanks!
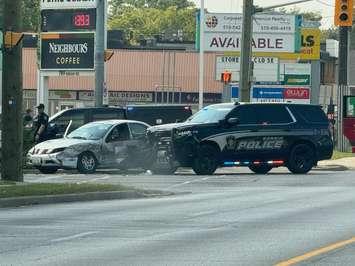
[41,9,96,32]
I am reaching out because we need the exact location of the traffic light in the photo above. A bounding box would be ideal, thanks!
[334,0,353,26]
[221,71,232,84]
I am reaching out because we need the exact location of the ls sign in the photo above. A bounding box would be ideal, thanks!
[41,0,97,10]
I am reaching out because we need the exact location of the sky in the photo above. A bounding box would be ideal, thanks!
[192,0,334,29]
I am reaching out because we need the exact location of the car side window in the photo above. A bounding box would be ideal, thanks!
[255,105,293,125]
[54,110,85,134]
[106,123,130,142]
[227,106,258,125]
[92,109,125,121]
[129,123,147,139]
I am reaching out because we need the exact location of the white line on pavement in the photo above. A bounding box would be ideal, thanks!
[167,176,215,189]
[51,231,99,243]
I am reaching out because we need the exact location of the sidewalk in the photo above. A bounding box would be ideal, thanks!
[317,156,355,170]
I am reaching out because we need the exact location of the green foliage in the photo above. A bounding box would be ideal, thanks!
[278,7,322,22]
[22,0,40,32]
[108,5,196,43]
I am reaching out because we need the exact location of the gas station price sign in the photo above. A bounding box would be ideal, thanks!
[41,9,96,31]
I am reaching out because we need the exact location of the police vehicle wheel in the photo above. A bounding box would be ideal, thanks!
[192,144,219,175]
[77,152,97,174]
[248,165,272,174]
[36,166,58,174]
[287,143,315,174]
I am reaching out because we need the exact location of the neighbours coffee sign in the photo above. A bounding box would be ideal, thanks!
[41,0,97,10]
[41,33,95,70]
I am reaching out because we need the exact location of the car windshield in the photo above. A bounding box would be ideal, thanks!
[187,106,233,124]
[67,123,113,140]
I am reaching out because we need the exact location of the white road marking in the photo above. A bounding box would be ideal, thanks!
[51,231,99,243]
[167,176,215,189]
[27,175,61,182]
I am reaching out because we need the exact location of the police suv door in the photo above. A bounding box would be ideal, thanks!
[221,105,260,162]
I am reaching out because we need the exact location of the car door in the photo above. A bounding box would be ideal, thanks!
[220,105,260,162]
[101,123,132,167]
[126,122,150,168]
[253,105,296,160]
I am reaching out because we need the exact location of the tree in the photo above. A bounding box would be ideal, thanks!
[22,0,40,32]
[278,7,322,22]
[108,4,196,44]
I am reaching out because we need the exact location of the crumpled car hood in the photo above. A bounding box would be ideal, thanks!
[33,138,97,150]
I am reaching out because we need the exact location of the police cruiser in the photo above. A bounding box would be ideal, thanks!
[147,103,333,175]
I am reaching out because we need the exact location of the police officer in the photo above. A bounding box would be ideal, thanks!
[33,103,49,143]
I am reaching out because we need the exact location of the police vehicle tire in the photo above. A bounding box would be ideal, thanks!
[192,144,219,175]
[36,166,58,174]
[248,165,272,174]
[287,143,315,174]
[77,152,97,174]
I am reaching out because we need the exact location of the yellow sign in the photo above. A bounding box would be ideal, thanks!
[224,28,321,60]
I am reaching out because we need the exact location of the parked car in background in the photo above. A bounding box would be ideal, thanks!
[27,120,151,174]
[47,107,127,138]
[125,104,192,125]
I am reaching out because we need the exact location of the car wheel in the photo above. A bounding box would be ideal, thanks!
[77,152,97,174]
[36,166,58,174]
[248,165,272,174]
[287,143,315,174]
[192,144,219,175]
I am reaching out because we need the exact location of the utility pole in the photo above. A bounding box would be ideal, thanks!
[95,0,105,107]
[239,0,313,102]
[198,0,205,109]
[239,0,254,102]
[338,26,349,85]
[1,0,24,181]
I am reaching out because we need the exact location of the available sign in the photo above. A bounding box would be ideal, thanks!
[41,0,97,10]
[41,33,95,70]
[215,56,279,82]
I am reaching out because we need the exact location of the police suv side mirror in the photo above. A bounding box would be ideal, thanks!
[227,117,239,125]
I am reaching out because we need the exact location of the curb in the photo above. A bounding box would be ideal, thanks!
[0,190,174,208]
[313,165,350,172]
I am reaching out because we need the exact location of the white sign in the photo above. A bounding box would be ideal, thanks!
[280,63,311,75]
[216,56,279,82]
[41,0,97,10]
[205,33,295,52]
[204,13,298,34]
[41,70,95,77]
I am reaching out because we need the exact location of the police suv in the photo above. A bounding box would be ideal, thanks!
[147,103,333,175]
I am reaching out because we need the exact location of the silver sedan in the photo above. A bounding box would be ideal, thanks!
[27,120,151,174]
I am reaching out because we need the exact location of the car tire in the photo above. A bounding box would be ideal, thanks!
[36,166,58,174]
[192,144,219,175]
[248,165,272,174]
[77,152,97,174]
[287,143,315,174]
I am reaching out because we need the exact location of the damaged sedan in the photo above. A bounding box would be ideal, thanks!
[27,120,151,174]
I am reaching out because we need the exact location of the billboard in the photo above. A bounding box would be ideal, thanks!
[41,0,97,10]
[41,33,95,70]
[201,12,301,53]
[215,56,279,82]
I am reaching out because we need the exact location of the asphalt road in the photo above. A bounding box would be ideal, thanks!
[1,168,355,265]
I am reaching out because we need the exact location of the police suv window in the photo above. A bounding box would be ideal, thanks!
[129,123,148,139]
[55,109,85,133]
[92,109,125,121]
[228,105,258,125]
[255,105,293,125]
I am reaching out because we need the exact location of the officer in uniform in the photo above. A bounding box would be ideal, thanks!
[33,104,49,144]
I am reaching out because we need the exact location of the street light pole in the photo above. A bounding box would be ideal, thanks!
[198,0,205,110]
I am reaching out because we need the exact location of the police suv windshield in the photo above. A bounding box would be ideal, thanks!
[67,122,113,140]
[187,105,233,124]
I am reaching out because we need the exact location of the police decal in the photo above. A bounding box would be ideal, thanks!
[224,136,285,151]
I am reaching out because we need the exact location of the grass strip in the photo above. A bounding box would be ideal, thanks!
[0,183,133,198]
[331,151,354,160]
